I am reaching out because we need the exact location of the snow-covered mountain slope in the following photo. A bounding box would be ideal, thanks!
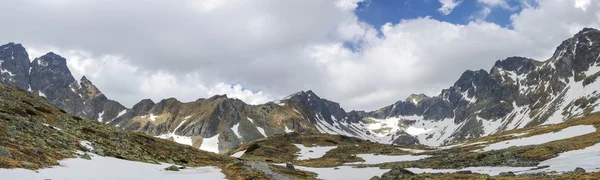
[354,28,600,146]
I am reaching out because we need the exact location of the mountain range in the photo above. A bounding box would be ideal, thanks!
[1,28,600,154]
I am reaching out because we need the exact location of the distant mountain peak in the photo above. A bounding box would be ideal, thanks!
[575,27,600,36]
[406,94,429,105]
[209,94,228,100]
[1,42,25,50]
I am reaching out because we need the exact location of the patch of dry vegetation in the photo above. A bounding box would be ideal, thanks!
[0,84,268,179]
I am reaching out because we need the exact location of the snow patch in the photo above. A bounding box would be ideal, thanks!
[200,135,220,153]
[482,125,596,151]
[97,111,104,122]
[231,150,245,158]
[397,148,432,154]
[284,165,389,180]
[406,166,536,176]
[294,144,337,160]
[42,123,62,131]
[284,126,293,133]
[405,126,432,136]
[532,142,600,173]
[149,114,158,121]
[0,154,226,180]
[346,154,430,165]
[256,126,267,137]
[231,123,242,138]
[0,68,15,76]
[156,120,192,146]
[79,141,94,151]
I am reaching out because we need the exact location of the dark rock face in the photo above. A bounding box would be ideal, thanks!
[392,132,420,146]
[0,146,12,158]
[285,162,295,170]
[0,43,30,90]
[499,171,515,176]
[0,44,127,127]
[574,167,586,173]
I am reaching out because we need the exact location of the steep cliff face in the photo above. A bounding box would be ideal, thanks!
[0,42,30,90]
[2,28,600,153]
[0,45,127,126]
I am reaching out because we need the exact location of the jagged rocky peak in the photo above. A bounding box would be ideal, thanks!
[132,99,156,110]
[79,76,102,98]
[209,94,228,100]
[492,57,541,74]
[285,90,321,101]
[30,52,75,87]
[406,94,429,105]
[453,69,492,92]
[34,52,69,68]
[0,42,30,90]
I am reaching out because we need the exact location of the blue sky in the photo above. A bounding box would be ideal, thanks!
[354,0,531,30]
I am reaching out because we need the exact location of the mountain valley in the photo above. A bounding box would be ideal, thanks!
[2,28,600,179]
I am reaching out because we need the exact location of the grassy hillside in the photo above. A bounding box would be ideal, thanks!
[0,83,266,179]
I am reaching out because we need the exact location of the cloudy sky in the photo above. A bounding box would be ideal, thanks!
[0,0,598,111]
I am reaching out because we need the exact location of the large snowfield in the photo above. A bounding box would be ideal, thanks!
[482,125,597,151]
[288,165,389,180]
[0,154,226,180]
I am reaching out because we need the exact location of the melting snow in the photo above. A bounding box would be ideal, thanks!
[405,166,536,176]
[482,125,596,151]
[256,126,267,137]
[545,65,600,125]
[532,142,600,173]
[42,123,62,131]
[0,154,226,180]
[156,120,192,146]
[294,144,337,160]
[97,111,104,123]
[346,154,430,165]
[0,68,15,76]
[405,126,432,136]
[397,148,431,154]
[231,123,242,138]
[246,117,267,137]
[200,135,220,153]
[283,165,388,180]
[149,114,158,121]
[117,110,127,118]
[79,141,94,151]
[284,126,293,133]
[231,150,245,158]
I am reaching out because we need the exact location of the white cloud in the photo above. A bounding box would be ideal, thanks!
[575,0,591,11]
[438,0,462,15]
[470,7,492,22]
[207,83,271,105]
[3,0,600,112]
[336,0,366,11]
[477,0,512,9]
